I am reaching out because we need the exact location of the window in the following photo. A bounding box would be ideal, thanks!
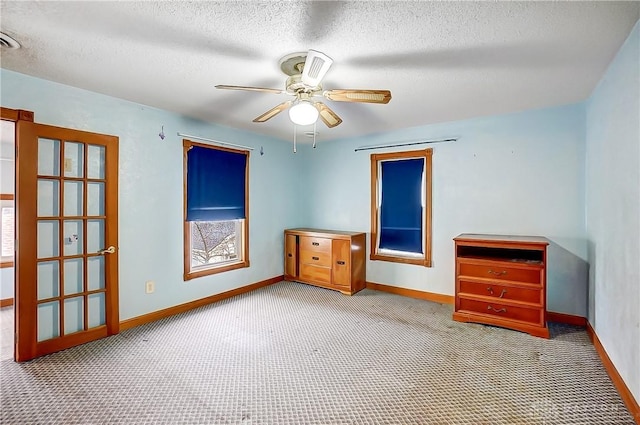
[0,194,14,268]
[370,149,432,267]
[183,141,249,279]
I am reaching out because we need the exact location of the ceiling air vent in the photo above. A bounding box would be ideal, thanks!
[0,32,20,49]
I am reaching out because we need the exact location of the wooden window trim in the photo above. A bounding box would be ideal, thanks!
[182,140,250,280]
[370,148,432,267]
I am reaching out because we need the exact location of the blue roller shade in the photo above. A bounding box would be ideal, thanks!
[380,158,423,253]
[186,145,247,222]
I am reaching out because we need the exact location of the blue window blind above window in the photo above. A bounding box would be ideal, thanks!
[186,145,247,222]
[380,158,424,254]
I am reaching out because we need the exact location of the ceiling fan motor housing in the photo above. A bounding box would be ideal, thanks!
[286,75,321,95]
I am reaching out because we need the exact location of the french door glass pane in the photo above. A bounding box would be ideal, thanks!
[63,220,84,256]
[37,179,59,217]
[63,258,84,295]
[63,181,84,217]
[37,301,60,341]
[87,219,104,254]
[87,144,105,179]
[64,142,84,178]
[38,138,60,176]
[88,293,105,328]
[37,261,60,300]
[87,256,105,290]
[37,220,59,259]
[87,182,104,216]
[64,297,84,335]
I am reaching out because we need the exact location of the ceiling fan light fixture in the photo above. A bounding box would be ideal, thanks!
[288,100,319,126]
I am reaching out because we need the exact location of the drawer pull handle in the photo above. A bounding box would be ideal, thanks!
[312,256,320,261]
[487,287,508,298]
[337,260,345,265]
[487,287,507,298]
[488,270,507,276]
[287,253,292,257]
[312,242,320,246]
[487,305,507,313]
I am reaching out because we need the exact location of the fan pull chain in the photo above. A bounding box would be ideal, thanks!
[293,124,297,153]
[312,121,317,149]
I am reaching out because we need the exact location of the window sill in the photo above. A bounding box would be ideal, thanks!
[370,253,431,267]
[184,259,249,281]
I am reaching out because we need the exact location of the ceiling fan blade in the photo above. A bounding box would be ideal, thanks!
[215,85,284,95]
[315,102,343,128]
[301,49,333,87]
[324,89,392,104]
[253,101,293,123]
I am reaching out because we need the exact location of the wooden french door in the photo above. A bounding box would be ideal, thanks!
[15,120,119,362]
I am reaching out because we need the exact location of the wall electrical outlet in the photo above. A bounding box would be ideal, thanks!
[145,281,155,294]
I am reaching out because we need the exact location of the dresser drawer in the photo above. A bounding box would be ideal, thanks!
[300,249,331,267]
[458,261,542,284]
[300,264,331,285]
[458,280,541,304]
[458,297,542,325]
[300,236,331,253]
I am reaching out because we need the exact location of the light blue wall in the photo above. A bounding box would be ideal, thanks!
[0,69,306,320]
[586,20,640,403]
[297,103,588,317]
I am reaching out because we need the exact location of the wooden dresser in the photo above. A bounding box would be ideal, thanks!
[452,234,550,338]
[284,228,366,295]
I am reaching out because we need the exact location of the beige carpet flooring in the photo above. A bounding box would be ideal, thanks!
[0,305,12,362]
[0,281,635,424]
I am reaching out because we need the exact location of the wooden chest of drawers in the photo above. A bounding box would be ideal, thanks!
[284,228,366,295]
[452,234,550,338]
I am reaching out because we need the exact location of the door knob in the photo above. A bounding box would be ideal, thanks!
[98,246,116,255]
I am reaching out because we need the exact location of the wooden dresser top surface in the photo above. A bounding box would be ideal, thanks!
[454,233,549,246]
[285,228,365,237]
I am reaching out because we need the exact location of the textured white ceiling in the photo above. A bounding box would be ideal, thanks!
[0,1,638,142]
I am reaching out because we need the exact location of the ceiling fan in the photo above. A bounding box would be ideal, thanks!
[215,49,392,129]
